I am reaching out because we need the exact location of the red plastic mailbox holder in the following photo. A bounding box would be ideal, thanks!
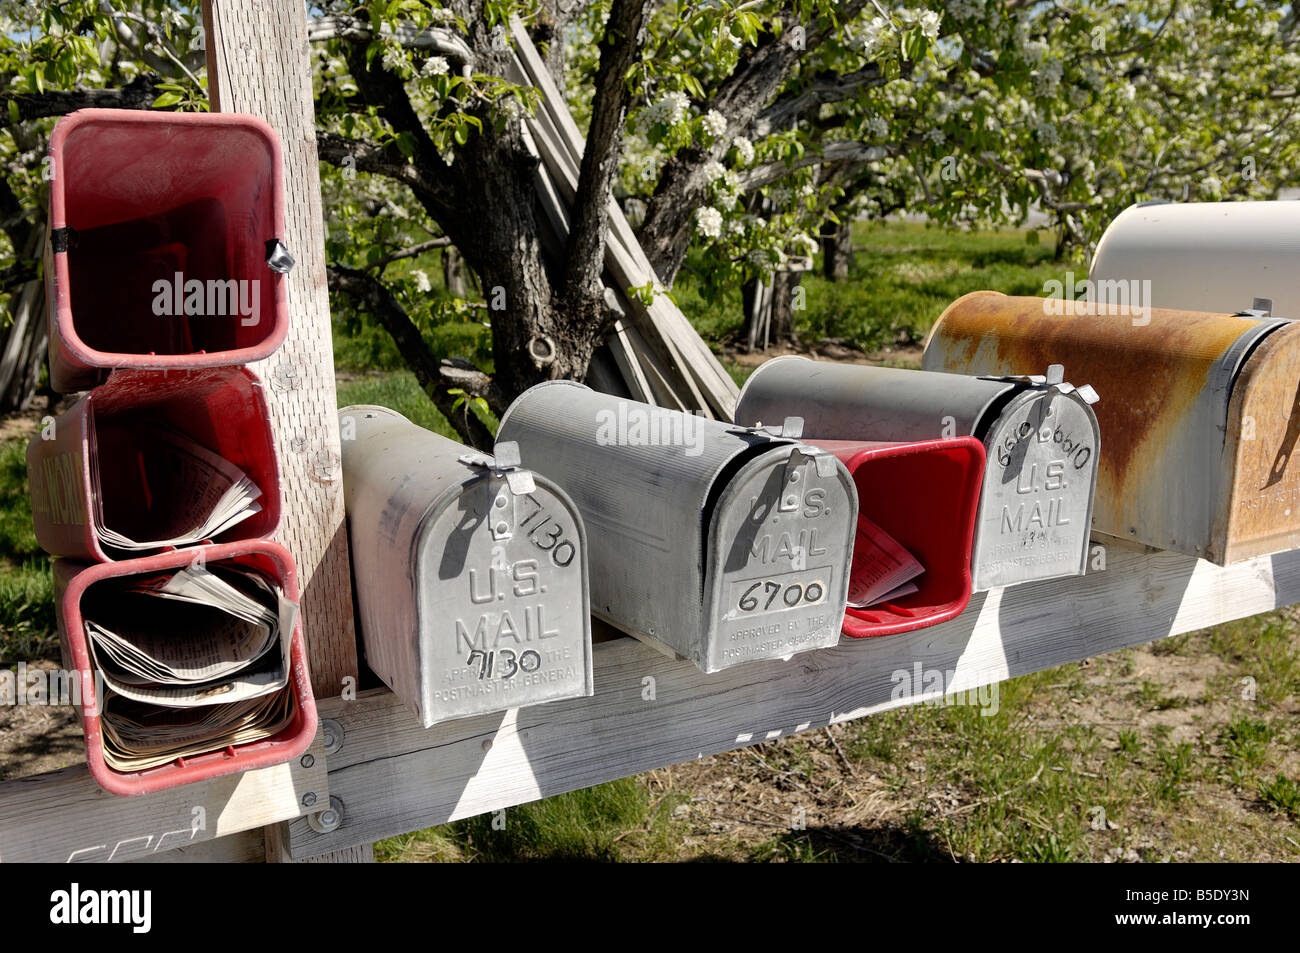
[45,109,290,393]
[26,366,281,562]
[806,438,985,639]
[54,539,316,797]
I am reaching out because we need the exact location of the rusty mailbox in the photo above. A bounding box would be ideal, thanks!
[736,355,1100,592]
[339,406,593,727]
[1090,200,1300,316]
[496,382,857,673]
[925,291,1300,564]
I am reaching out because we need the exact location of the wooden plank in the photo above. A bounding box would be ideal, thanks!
[127,828,265,863]
[202,0,364,866]
[287,543,1300,856]
[202,0,358,698]
[0,730,326,863]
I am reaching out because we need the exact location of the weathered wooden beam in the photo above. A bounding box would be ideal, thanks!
[285,542,1300,857]
[0,730,327,863]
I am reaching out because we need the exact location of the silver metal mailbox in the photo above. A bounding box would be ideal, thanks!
[339,405,593,727]
[496,382,857,673]
[735,356,1101,591]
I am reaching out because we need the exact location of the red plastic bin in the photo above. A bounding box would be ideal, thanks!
[45,109,291,392]
[807,438,985,638]
[54,539,316,796]
[27,366,281,562]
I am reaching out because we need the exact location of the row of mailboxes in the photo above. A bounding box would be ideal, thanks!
[27,111,309,795]
[925,291,1300,565]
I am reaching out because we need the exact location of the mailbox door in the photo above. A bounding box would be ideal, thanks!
[701,446,855,672]
[414,472,593,724]
[1218,322,1300,562]
[971,388,1099,590]
[926,291,1281,562]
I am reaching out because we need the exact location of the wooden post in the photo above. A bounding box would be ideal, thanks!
[201,0,368,863]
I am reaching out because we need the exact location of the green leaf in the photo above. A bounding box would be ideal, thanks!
[152,91,183,109]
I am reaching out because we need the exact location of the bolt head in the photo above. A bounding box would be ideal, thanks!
[302,792,317,807]
[300,754,315,769]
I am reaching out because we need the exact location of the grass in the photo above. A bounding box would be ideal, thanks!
[677,221,1071,353]
[0,438,55,662]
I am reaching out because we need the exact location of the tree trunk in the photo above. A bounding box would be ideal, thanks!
[0,221,48,412]
[821,220,854,281]
[770,269,800,346]
[441,244,469,297]
[741,275,767,351]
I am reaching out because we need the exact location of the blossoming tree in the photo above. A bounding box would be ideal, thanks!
[1,1,1298,434]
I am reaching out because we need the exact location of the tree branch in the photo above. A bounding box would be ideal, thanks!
[308,14,476,69]
[0,73,162,129]
[327,264,495,448]
[367,237,454,271]
[753,63,891,135]
[560,0,653,303]
[736,140,897,192]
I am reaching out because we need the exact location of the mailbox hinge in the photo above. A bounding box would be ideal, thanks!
[49,226,76,253]
[979,364,1099,405]
[264,239,296,274]
[459,440,537,540]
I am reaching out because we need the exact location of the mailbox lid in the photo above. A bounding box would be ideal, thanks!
[702,444,856,672]
[497,381,808,654]
[1218,322,1300,562]
[1091,201,1300,316]
[735,355,1018,442]
[414,473,592,723]
[968,386,1099,590]
[925,291,1283,560]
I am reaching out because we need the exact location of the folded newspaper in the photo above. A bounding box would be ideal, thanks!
[846,514,925,608]
[100,688,294,772]
[91,414,262,551]
[83,564,297,707]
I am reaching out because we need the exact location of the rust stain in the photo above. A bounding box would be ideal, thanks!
[931,293,1260,517]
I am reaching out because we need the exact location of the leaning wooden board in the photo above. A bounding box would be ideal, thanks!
[201,0,363,863]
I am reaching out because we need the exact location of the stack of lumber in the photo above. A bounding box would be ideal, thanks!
[507,18,739,420]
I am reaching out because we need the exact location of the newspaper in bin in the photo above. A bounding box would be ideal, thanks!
[846,514,925,608]
[90,413,263,551]
[84,564,296,707]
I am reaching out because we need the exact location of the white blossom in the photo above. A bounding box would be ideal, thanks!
[695,206,724,239]
[866,115,889,139]
[792,233,819,257]
[732,136,755,165]
[383,47,407,74]
[1035,121,1059,145]
[645,91,690,128]
[703,160,727,184]
[925,128,946,146]
[412,270,432,293]
[701,110,727,139]
[423,56,450,77]
[1201,176,1223,196]
[1033,60,1063,98]
[428,7,456,25]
